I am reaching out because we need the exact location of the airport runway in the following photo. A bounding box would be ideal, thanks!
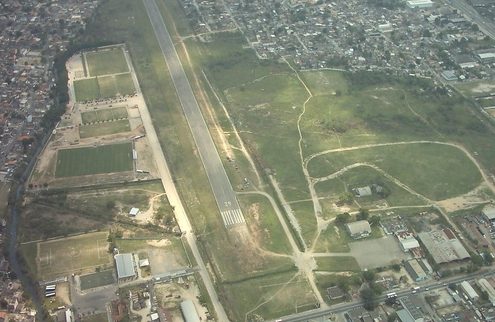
[143,0,244,227]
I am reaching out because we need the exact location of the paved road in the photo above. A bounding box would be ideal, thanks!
[143,0,244,228]
[272,269,495,322]
[123,30,230,321]
[449,0,495,39]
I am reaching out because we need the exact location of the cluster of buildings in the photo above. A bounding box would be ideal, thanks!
[179,0,495,82]
[0,0,98,181]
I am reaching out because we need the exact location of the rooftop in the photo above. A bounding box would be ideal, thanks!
[114,253,136,279]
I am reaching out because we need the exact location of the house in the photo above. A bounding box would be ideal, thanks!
[129,208,140,217]
[353,186,372,197]
[346,220,371,239]
[476,278,495,305]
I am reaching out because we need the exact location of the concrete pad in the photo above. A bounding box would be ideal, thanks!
[349,235,408,269]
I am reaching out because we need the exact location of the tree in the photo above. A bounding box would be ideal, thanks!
[360,286,377,311]
[362,270,375,283]
[335,212,351,224]
[357,208,369,221]
[369,215,381,226]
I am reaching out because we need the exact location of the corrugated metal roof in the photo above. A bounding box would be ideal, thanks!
[180,300,200,322]
[115,253,136,279]
[346,220,371,235]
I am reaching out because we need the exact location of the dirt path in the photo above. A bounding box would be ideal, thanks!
[305,140,495,195]
[313,162,432,203]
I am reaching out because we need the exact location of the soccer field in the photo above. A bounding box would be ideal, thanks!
[74,74,135,102]
[81,107,128,124]
[85,47,129,76]
[55,142,133,177]
[37,232,111,280]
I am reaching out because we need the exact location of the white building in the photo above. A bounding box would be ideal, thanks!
[477,278,495,306]
[407,0,434,8]
[346,220,371,239]
[460,281,479,301]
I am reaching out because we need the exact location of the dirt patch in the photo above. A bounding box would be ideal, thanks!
[437,184,492,212]
[56,282,72,305]
[146,239,172,247]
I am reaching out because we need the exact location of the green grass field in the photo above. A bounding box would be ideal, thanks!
[80,270,115,290]
[79,119,131,138]
[239,194,292,254]
[222,271,317,321]
[74,78,100,102]
[315,256,360,272]
[37,232,111,280]
[315,166,428,216]
[81,107,128,124]
[86,47,129,76]
[74,74,135,102]
[308,143,482,201]
[55,142,133,177]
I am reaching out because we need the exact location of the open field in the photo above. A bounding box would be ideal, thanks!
[74,74,135,102]
[37,232,112,280]
[455,80,495,97]
[315,165,428,216]
[85,47,129,76]
[79,119,131,138]
[81,313,108,322]
[74,78,100,102]
[80,270,115,290]
[114,238,189,274]
[55,142,133,177]
[315,256,360,272]
[81,107,128,124]
[238,193,292,254]
[308,143,482,201]
[98,74,136,97]
[222,271,317,321]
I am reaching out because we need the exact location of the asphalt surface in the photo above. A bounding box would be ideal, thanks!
[143,0,244,228]
[272,269,495,322]
[449,0,495,39]
[124,13,230,320]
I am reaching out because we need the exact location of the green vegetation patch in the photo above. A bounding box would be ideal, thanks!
[86,47,129,76]
[315,256,360,272]
[222,271,317,321]
[80,270,116,290]
[314,223,351,253]
[81,107,128,124]
[316,165,428,216]
[239,194,292,254]
[81,313,109,322]
[290,201,318,248]
[74,78,100,102]
[308,143,482,201]
[74,74,135,102]
[98,74,136,98]
[55,142,133,177]
[79,119,131,138]
[20,242,38,277]
[37,232,111,280]
[302,70,348,96]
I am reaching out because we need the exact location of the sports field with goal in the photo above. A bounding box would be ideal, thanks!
[36,232,112,280]
[55,142,133,177]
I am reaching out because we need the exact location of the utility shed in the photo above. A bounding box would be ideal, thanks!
[460,281,479,301]
[180,300,200,322]
[114,253,136,280]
